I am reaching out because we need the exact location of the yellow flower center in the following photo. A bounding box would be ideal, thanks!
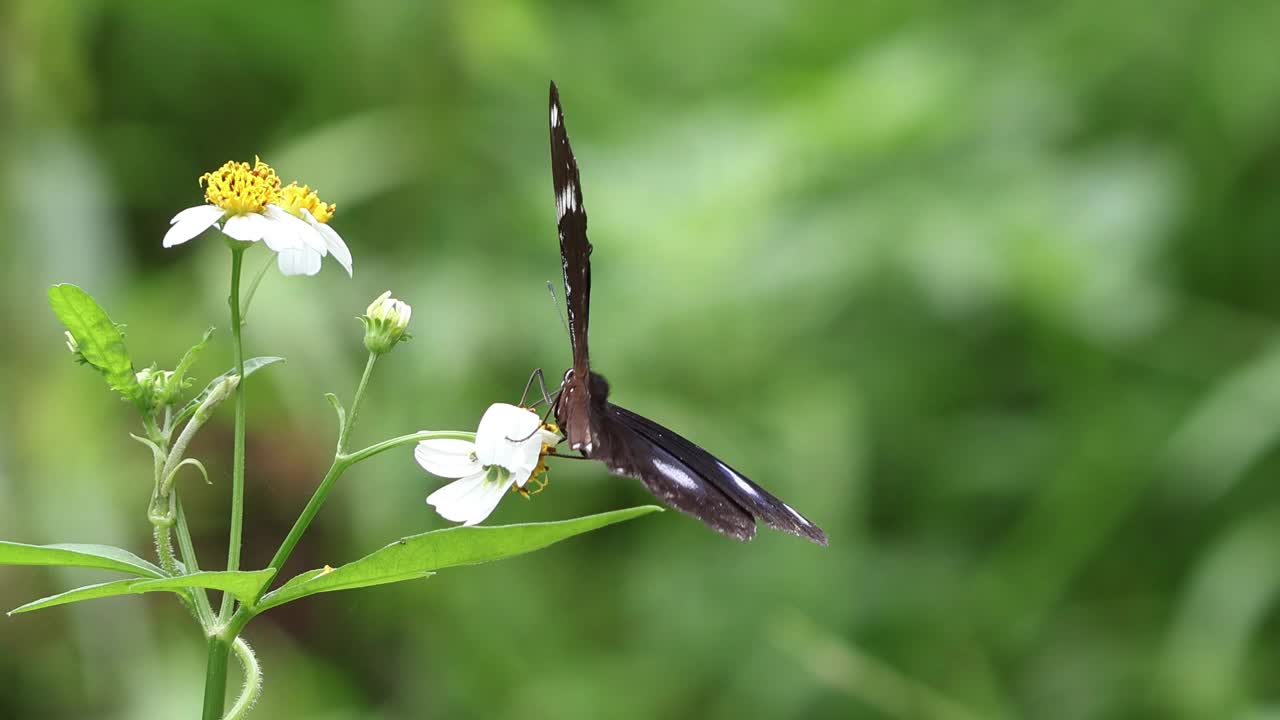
[514,424,559,498]
[199,158,282,215]
[278,182,336,224]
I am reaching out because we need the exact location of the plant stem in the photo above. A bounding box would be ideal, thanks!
[239,252,274,320]
[345,430,476,466]
[337,353,377,453]
[154,524,180,576]
[248,353,379,605]
[202,635,231,720]
[221,246,248,622]
[225,638,262,720]
[204,246,247,720]
[176,499,215,626]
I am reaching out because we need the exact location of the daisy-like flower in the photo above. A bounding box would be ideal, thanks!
[162,158,348,277]
[416,403,562,526]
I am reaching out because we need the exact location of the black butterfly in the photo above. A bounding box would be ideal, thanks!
[542,81,828,546]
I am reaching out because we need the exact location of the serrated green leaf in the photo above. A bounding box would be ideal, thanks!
[0,541,164,578]
[255,506,661,612]
[130,569,276,605]
[48,284,141,402]
[175,356,284,424]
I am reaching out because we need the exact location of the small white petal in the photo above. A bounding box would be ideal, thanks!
[257,207,307,252]
[276,248,323,276]
[278,206,328,254]
[415,439,482,478]
[427,468,514,525]
[305,211,353,277]
[221,213,271,243]
[163,205,224,247]
[474,403,543,471]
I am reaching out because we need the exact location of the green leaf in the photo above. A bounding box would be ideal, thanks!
[256,506,661,611]
[175,356,284,424]
[164,326,215,400]
[9,578,146,615]
[48,284,141,403]
[7,569,276,616]
[130,569,276,606]
[0,541,164,578]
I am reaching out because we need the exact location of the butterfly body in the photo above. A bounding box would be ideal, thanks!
[546,82,828,546]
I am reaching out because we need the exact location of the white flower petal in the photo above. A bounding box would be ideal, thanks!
[426,468,515,525]
[305,211,353,277]
[277,206,327,254]
[276,248,323,276]
[163,205,224,247]
[474,403,543,470]
[256,206,306,252]
[415,438,482,478]
[221,213,271,243]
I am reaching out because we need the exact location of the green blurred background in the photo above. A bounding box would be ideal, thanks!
[3,1,1279,718]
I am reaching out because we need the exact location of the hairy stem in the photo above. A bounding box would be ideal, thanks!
[225,637,262,720]
[154,524,180,576]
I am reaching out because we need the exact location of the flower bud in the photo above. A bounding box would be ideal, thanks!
[136,367,178,411]
[361,291,412,354]
[194,374,240,423]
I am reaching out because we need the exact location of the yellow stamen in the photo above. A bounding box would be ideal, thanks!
[278,182,336,224]
[199,157,281,215]
[513,433,557,498]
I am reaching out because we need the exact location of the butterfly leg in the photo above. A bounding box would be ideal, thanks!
[518,367,556,409]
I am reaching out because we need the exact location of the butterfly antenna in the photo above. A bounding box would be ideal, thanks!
[547,280,570,340]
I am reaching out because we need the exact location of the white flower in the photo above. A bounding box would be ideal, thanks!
[417,403,561,526]
[162,159,347,277]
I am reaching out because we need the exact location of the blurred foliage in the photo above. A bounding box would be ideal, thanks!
[2,0,1280,718]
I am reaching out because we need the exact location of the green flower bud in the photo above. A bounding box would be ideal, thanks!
[135,367,178,411]
[361,291,412,355]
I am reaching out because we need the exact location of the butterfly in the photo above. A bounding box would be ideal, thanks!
[540,81,828,545]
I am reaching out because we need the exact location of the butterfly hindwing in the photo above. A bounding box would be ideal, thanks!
[608,404,829,545]
[595,403,757,541]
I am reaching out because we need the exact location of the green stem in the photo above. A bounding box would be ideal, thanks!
[239,252,274,320]
[154,524,180,576]
[204,246,247,720]
[201,635,231,720]
[176,499,215,627]
[345,430,475,466]
[247,354,379,606]
[221,246,248,622]
[231,430,471,626]
[225,638,262,720]
[337,353,378,453]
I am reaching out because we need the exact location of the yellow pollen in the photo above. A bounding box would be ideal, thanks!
[199,158,281,215]
[279,182,336,224]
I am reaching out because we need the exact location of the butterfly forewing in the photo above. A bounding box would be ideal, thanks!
[549,82,596,452]
[549,83,592,378]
